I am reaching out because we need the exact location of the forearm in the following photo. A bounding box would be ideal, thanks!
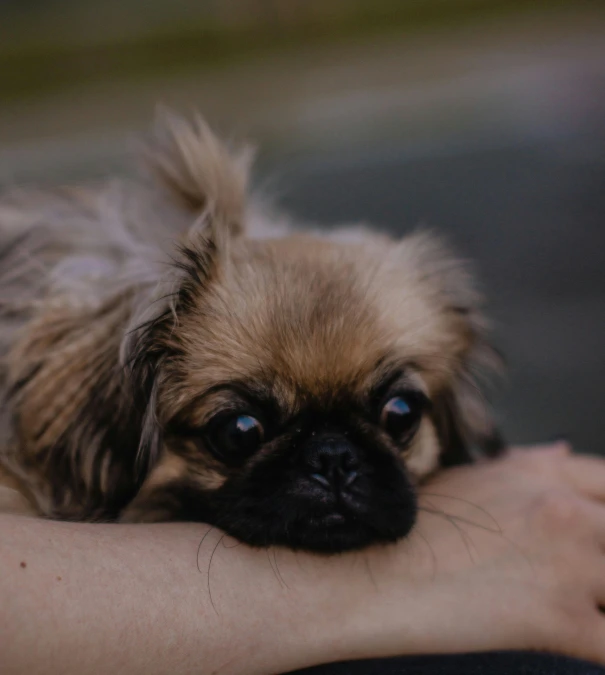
[0,513,538,675]
[0,516,315,674]
[0,515,412,675]
[0,513,499,674]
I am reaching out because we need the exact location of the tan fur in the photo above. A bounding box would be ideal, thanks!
[405,419,441,478]
[0,110,500,524]
[144,108,254,233]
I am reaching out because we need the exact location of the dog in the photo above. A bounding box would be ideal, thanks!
[0,111,502,552]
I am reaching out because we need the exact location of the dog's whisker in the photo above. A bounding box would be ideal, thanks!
[196,525,217,574]
[207,533,226,616]
[418,502,477,564]
[265,548,284,589]
[272,548,290,590]
[410,526,438,581]
[419,493,502,534]
[363,553,378,592]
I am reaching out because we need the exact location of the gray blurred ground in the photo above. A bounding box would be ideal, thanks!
[1,6,604,453]
[281,136,605,453]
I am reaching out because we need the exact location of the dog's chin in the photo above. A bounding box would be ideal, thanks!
[217,502,418,554]
[278,514,416,554]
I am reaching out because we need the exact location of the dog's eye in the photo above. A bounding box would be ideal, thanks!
[206,414,264,463]
[380,394,425,443]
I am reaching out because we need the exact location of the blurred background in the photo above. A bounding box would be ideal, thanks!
[0,0,604,453]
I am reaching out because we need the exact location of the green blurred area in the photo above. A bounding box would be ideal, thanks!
[0,0,598,100]
[1,1,604,453]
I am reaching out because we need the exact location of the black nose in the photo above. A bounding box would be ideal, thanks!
[303,434,359,491]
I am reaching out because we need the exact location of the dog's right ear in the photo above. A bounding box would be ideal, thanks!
[143,107,254,241]
[392,231,505,465]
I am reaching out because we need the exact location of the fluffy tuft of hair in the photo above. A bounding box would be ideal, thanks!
[143,107,254,237]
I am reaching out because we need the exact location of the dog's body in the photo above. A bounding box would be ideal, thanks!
[0,113,501,552]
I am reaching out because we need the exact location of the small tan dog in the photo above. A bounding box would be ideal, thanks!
[0,111,501,552]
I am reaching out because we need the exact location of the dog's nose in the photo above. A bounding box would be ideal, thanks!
[303,434,359,491]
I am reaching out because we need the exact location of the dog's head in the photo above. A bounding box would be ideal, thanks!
[117,112,502,552]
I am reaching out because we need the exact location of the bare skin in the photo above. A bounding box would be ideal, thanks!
[1,442,604,675]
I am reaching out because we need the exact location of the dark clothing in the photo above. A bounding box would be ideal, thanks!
[290,652,605,675]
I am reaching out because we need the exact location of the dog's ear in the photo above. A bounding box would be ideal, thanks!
[400,231,505,464]
[143,107,254,240]
[3,292,151,520]
[123,223,224,478]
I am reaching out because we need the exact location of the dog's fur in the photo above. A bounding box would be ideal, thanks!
[0,112,502,552]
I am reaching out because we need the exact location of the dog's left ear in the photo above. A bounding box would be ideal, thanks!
[402,232,505,465]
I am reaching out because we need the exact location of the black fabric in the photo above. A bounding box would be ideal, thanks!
[289,652,605,675]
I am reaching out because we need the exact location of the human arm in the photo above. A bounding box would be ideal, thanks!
[1,442,605,675]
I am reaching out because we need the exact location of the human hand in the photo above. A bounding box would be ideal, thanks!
[343,442,605,665]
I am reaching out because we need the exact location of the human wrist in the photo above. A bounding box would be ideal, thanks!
[244,543,442,670]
